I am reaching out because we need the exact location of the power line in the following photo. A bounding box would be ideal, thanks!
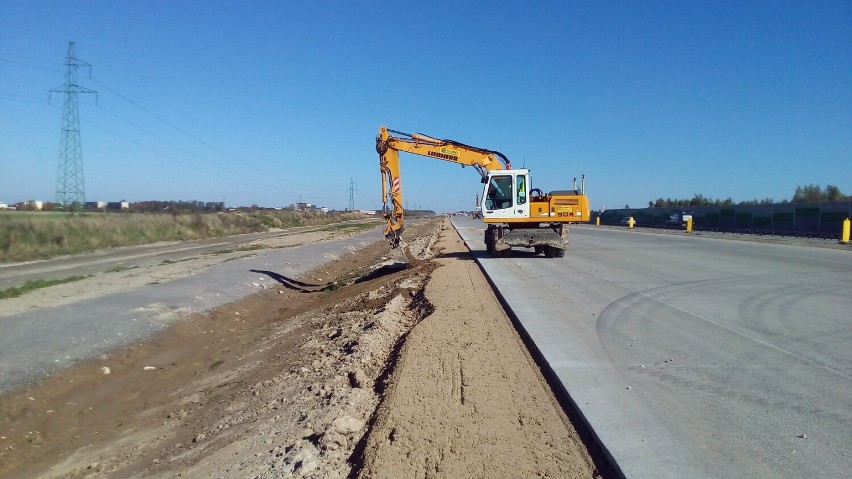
[0,91,50,100]
[83,116,285,195]
[0,94,49,105]
[20,97,309,203]
[0,55,60,73]
[93,103,295,193]
[42,98,331,201]
[88,76,330,190]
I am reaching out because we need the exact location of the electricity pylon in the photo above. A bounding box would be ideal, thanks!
[347,178,358,211]
[52,42,96,211]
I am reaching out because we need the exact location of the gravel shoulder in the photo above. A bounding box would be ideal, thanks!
[0,218,605,478]
[356,220,601,478]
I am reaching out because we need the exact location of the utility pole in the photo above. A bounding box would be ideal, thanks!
[347,178,358,211]
[52,42,96,211]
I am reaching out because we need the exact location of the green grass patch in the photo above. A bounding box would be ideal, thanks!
[0,211,368,264]
[105,265,138,273]
[0,275,89,299]
[218,256,243,264]
[318,222,381,234]
[208,244,267,256]
[160,257,198,265]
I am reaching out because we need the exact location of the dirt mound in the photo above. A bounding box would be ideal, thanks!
[355,219,602,478]
[163,271,434,478]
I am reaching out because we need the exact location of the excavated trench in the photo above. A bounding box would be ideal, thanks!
[0,221,444,479]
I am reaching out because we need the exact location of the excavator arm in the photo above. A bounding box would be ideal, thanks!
[376,125,511,247]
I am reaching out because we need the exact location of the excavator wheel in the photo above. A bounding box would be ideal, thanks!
[554,247,566,258]
[534,245,545,256]
[544,246,557,258]
[488,227,510,257]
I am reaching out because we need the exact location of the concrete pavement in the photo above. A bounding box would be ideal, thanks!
[452,217,852,479]
[0,228,384,392]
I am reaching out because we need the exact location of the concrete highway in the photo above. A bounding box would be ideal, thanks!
[452,217,851,479]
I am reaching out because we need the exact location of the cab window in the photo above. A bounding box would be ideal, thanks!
[517,175,526,205]
[484,175,513,210]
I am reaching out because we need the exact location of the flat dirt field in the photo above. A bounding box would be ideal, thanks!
[1,218,611,478]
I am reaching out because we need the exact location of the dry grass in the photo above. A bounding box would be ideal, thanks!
[0,210,368,263]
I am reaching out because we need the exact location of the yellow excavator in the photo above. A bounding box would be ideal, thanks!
[377,126,590,258]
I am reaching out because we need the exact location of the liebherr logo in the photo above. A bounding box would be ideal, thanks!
[428,147,460,161]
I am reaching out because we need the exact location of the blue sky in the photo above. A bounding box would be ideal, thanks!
[2,1,850,212]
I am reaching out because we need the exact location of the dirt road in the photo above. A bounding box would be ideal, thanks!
[0,218,607,478]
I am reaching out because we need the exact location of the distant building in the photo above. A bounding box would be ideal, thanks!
[18,200,44,211]
[86,201,106,211]
[297,202,328,213]
[0,202,7,210]
[359,210,377,215]
[107,201,130,210]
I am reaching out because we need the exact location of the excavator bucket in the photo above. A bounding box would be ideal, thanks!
[383,223,410,268]
[388,238,411,268]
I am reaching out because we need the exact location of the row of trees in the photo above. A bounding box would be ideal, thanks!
[647,184,848,209]
[128,200,225,213]
[10,200,228,213]
[791,184,847,202]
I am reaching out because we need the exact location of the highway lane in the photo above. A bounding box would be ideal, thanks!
[0,223,366,290]
[451,217,851,479]
[0,227,384,393]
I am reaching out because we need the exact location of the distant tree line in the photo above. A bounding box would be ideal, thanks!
[130,200,225,213]
[791,184,847,202]
[405,209,437,217]
[648,184,848,208]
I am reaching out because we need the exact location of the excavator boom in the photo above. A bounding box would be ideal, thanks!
[377,125,510,246]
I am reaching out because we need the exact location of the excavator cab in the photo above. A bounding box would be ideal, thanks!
[481,169,531,221]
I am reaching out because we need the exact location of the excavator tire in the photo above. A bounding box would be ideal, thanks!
[554,247,566,258]
[544,246,557,258]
